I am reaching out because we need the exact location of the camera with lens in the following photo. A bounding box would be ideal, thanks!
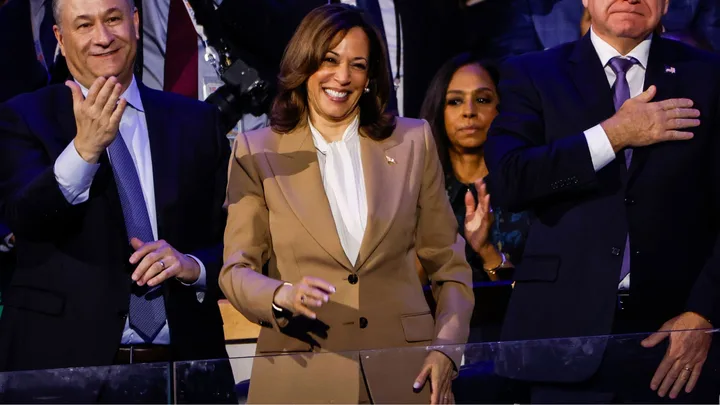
[185,0,273,134]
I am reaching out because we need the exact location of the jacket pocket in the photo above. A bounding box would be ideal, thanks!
[513,255,560,282]
[400,312,434,343]
[4,285,66,316]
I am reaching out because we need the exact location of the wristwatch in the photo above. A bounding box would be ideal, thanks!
[483,252,506,276]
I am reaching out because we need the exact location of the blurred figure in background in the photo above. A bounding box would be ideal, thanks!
[420,53,530,283]
[461,0,584,59]
[661,0,720,51]
[137,0,269,141]
[0,0,71,103]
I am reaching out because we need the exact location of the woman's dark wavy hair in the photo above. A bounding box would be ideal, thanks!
[419,53,500,177]
[270,4,396,139]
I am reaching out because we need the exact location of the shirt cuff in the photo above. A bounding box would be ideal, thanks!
[0,233,12,253]
[182,254,206,303]
[54,141,100,204]
[584,125,616,172]
[272,282,292,313]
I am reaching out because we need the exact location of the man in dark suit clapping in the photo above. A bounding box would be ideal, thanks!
[0,0,232,393]
[486,0,720,402]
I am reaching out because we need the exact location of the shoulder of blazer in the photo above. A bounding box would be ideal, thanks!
[385,116,428,145]
[2,84,69,118]
[240,125,286,154]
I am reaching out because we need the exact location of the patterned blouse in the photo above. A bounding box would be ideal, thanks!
[445,174,531,282]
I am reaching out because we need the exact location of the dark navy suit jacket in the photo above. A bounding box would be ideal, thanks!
[0,83,230,371]
[486,33,720,381]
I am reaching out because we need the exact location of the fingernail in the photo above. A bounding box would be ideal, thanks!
[413,382,421,389]
[331,286,336,293]
[131,274,137,281]
[324,295,329,302]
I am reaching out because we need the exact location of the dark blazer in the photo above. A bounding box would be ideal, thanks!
[462,0,583,60]
[0,83,231,372]
[485,34,720,381]
[662,0,720,51]
[0,0,69,103]
[0,219,14,309]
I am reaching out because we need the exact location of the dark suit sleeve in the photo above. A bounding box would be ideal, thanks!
[484,57,600,212]
[0,102,77,240]
[686,80,720,325]
[187,109,230,302]
[0,221,10,240]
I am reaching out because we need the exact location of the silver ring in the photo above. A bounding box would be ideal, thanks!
[684,366,692,372]
[300,295,305,304]
[159,260,166,270]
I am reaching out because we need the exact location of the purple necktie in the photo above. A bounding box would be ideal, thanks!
[107,133,167,342]
[609,56,638,282]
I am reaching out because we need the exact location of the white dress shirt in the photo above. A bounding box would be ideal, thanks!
[339,0,405,116]
[53,76,206,345]
[309,116,368,265]
[582,27,652,290]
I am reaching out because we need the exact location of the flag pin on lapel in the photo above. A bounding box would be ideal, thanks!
[385,155,396,165]
[665,66,676,74]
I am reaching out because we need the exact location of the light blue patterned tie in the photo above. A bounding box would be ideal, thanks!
[609,56,638,282]
[107,133,167,342]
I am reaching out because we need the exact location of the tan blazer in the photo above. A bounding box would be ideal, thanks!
[220,117,474,404]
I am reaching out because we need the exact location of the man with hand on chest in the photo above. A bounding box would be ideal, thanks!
[486,0,720,402]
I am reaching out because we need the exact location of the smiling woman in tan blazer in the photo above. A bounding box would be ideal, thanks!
[220,4,474,404]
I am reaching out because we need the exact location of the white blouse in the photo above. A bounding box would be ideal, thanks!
[309,116,368,266]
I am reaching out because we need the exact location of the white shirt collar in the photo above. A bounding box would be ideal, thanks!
[589,26,652,69]
[77,75,144,112]
[309,115,360,154]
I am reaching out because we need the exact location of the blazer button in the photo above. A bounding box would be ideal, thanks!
[359,317,368,329]
[611,247,621,256]
[348,274,359,285]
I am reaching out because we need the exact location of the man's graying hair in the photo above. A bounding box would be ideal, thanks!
[52,0,136,29]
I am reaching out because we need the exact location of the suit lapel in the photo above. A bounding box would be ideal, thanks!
[627,37,679,184]
[354,129,408,271]
[265,126,354,271]
[568,33,617,125]
[139,84,180,240]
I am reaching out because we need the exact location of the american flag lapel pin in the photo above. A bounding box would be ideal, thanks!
[665,66,676,74]
[385,155,396,165]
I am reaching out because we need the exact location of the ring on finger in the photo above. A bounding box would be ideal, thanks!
[300,295,306,304]
[159,260,166,270]
[683,365,693,372]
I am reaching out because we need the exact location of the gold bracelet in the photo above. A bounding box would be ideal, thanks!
[483,252,506,275]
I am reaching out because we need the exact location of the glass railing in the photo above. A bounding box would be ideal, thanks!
[0,361,171,403]
[2,329,718,403]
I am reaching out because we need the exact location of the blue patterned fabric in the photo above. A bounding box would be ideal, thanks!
[445,174,531,282]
